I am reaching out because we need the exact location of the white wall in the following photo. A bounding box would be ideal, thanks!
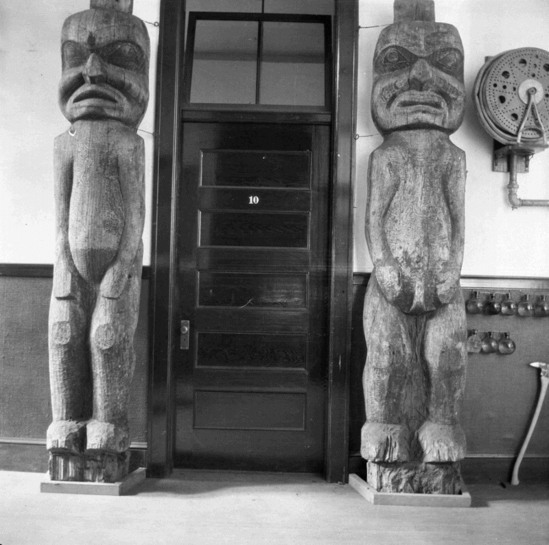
[0,0,160,265]
[356,0,549,278]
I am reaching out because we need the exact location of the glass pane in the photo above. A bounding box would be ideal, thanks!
[187,0,262,13]
[190,20,258,104]
[201,151,311,188]
[264,0,334,15]
[199,272,307,308]
[200,212,309,247]
[197,333,307,369]
[260,22,326,106]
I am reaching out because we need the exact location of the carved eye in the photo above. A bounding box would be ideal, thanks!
[376,46,414,73]
[62,41,89,69]
[432,48,463,74]
[99,41,145,72]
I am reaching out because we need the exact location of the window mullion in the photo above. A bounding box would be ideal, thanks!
[255,20,263,105]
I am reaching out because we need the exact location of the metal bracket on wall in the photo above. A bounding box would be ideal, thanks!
[492,141,530,173]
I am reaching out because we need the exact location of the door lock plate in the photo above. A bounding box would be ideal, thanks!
[180,320,190,350]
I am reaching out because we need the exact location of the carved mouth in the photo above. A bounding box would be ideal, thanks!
[72,86,117,104]
[394,91,445,111]
[400,100,442,109]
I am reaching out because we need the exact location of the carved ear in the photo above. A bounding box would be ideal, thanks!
[90,0,133,13]
[394,0,435,23]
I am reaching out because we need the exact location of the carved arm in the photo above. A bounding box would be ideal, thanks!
[53,133,77,299]
[366,149,402,302]
[100,136,145,299]
[437,147,466,304]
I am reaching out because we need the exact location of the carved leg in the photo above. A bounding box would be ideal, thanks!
[362,277,416,462]
[47,283,91,480]
[420,292,467,462]
[87,258,142,482]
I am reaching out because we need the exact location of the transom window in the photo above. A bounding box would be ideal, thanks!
[184,13,332,108]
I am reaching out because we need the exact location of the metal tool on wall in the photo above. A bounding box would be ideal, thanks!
[467,330,516,355]
[465,290,549,317]
[474,47,549,208]
[511,362,549,485]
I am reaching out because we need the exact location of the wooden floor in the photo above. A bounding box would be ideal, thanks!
[1,469,548,545]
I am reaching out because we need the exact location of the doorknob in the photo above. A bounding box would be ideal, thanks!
[180,320,190,350]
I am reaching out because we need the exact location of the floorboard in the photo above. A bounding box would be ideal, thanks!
[0,469,547,545]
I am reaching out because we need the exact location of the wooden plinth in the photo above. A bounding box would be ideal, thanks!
[48,451,130,483]
[40,467,146,496]
[366,460,463,495]
[349,473,472,507]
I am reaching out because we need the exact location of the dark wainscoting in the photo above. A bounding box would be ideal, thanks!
[0,268,149,472]
[350,273,549,483]
[2,267,548,480]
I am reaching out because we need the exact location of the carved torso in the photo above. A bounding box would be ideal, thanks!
[57,120,141,283]
[377,130,463,311]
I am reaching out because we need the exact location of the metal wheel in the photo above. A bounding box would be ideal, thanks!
[474,47,549,145]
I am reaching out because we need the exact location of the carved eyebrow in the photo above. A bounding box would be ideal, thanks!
[375,45,417,73]
[98,41,146,72]
[61,41,89,69]
[61,39,146,72]
[424,31,462,50]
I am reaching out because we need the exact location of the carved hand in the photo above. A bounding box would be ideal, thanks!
[100,261,131,299]
[375,262,403,303]
[53,239,78,299]
[436,263,460,305]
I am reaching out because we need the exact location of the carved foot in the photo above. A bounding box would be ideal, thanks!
[47,420,87,481]
[46,420,86,454]
[86,420,129,454]
[361,422,410,462]
[84,451,130,483]
[418,421,466,462]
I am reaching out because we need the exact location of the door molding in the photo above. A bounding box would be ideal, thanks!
[149,0,357,481]
[325,0,357,484]
[147,0,185,477]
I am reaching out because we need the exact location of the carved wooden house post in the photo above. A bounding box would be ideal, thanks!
[47,0,149,482]
[362,0,468,494]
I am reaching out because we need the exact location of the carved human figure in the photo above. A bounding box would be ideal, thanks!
[362,0,467,492]
[47,0,149,482]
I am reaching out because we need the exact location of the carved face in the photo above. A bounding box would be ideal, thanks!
[59,9,149,127]
[372,22,465,134]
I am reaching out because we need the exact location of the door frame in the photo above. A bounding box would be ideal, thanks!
[147,0,357,482]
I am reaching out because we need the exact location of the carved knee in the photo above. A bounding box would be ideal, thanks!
[51,321,72,346]
[92,323,116,351]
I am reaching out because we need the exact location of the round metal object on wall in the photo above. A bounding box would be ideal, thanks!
[473,47,549,145]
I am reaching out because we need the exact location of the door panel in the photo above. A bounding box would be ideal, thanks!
[201,150,311,188]
[175,122,329,472]
[200,211,309,247]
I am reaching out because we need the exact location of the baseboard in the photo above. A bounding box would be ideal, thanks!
[348,453,549,484]
[0,440,147,474]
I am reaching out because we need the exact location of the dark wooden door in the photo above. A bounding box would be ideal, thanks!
[175,122,330,472]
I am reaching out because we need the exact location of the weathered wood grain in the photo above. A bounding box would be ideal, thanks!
[47,1,149,483]
[361,0,467,494]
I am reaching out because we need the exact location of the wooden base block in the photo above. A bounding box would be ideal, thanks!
[367,460,463,494]
[349,473,472,507]
[48,450,130,483]
[40,467,146,496]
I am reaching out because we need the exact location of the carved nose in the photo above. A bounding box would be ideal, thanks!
[409,58,433,89]
[83,53,106,84]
